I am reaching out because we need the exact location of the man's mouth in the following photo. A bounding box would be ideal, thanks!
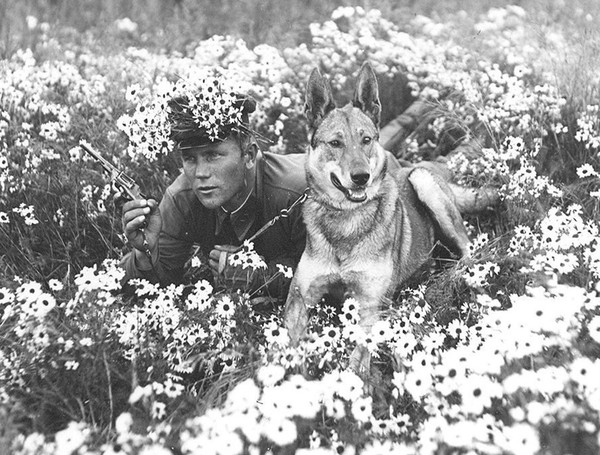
[330,173,367,203]
[196,186,218,194]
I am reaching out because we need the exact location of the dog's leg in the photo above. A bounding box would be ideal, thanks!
[342,265,393,379]
[284,275,309,346]
[408,167,471,257]
[284,253,339,345]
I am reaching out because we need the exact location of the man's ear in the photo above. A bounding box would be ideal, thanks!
[243,142,258,169]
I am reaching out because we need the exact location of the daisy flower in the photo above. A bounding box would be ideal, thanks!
[328,370,364,402]
[350,396,372,422]
[47,279,64,292]
[369,319,394,344]
[33,293,56,318]
[392,332,418,359]
[445,319,468,341]
[31,326,51,348]
[276,263,294,279]
[586,316,600,343]
[404,368,434,400]
[225,378,260,413]
[319,325,341,350]
[459,374,501,416]
[576,163,599,179]
[219,354,237,372]
[54,422,89,455]
[16,281,43,303]
[151,401,167,420]
[261,418,297,447]
[257,364,285,387]
[340,298,360,325]
[569,356,600,390]
[263,321,289,347]
[0,287,13,305]
[215,295,236,318]
[501,423,540,454]
[74,266,100,292]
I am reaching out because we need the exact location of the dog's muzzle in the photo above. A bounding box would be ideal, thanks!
[330,173,368,203]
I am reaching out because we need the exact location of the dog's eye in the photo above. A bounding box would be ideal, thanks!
[329,139,342,148]
[362,136,372,145]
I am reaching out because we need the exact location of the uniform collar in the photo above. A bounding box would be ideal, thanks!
[214,152,264,243]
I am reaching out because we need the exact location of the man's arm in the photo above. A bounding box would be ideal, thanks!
[120,189,194,286]
[120,231,192,286]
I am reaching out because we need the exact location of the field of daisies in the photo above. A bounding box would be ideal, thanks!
[1,2,600,454]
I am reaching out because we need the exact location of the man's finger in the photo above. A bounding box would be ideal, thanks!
[123,207,151,225]
[122,198,149,212]
[209,250,229,275]
[214,244,241,253]
[218,250,228,275]
[209,249,221,262]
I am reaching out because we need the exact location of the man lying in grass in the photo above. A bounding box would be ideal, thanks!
[120,78,307,297]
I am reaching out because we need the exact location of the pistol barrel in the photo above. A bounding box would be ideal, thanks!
[79,140,145,200]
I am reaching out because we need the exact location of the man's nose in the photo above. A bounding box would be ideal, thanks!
[195,163,211,179]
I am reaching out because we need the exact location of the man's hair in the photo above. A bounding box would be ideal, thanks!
[230,128,257,155]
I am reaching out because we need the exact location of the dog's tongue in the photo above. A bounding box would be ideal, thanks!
[347,188,367,202]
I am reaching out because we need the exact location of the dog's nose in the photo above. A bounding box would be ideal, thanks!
[351,172,370,186]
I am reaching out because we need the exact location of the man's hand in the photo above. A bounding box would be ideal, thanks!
[122,198,162,254]
[209,244,258,290]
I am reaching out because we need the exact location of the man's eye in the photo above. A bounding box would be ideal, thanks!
[363,136,372,145]
[182,154,196,163]
[329,139,342,148]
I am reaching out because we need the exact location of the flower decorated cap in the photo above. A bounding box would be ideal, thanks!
[168,79,257,149]
[117,70,258,161]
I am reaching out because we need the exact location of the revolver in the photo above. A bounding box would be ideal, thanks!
[79,140,146,200]
[79,140,155,263]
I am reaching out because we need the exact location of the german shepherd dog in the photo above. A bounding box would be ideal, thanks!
[284,63,475,370]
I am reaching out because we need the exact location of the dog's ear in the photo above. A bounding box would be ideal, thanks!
[305,67,336,131]
[353,62,381,127]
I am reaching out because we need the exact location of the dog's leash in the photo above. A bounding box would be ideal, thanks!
[190,188,310,271]
[242,188,310,248]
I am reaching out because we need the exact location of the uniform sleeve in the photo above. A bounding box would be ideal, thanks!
[120,188,194,286]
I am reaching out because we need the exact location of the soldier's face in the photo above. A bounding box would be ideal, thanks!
[181,137,252,210]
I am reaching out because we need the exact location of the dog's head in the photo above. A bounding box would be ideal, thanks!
[304,62,387,207]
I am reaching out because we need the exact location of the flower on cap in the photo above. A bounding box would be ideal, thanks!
[169,76,256,146]
[117,68,256,161]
